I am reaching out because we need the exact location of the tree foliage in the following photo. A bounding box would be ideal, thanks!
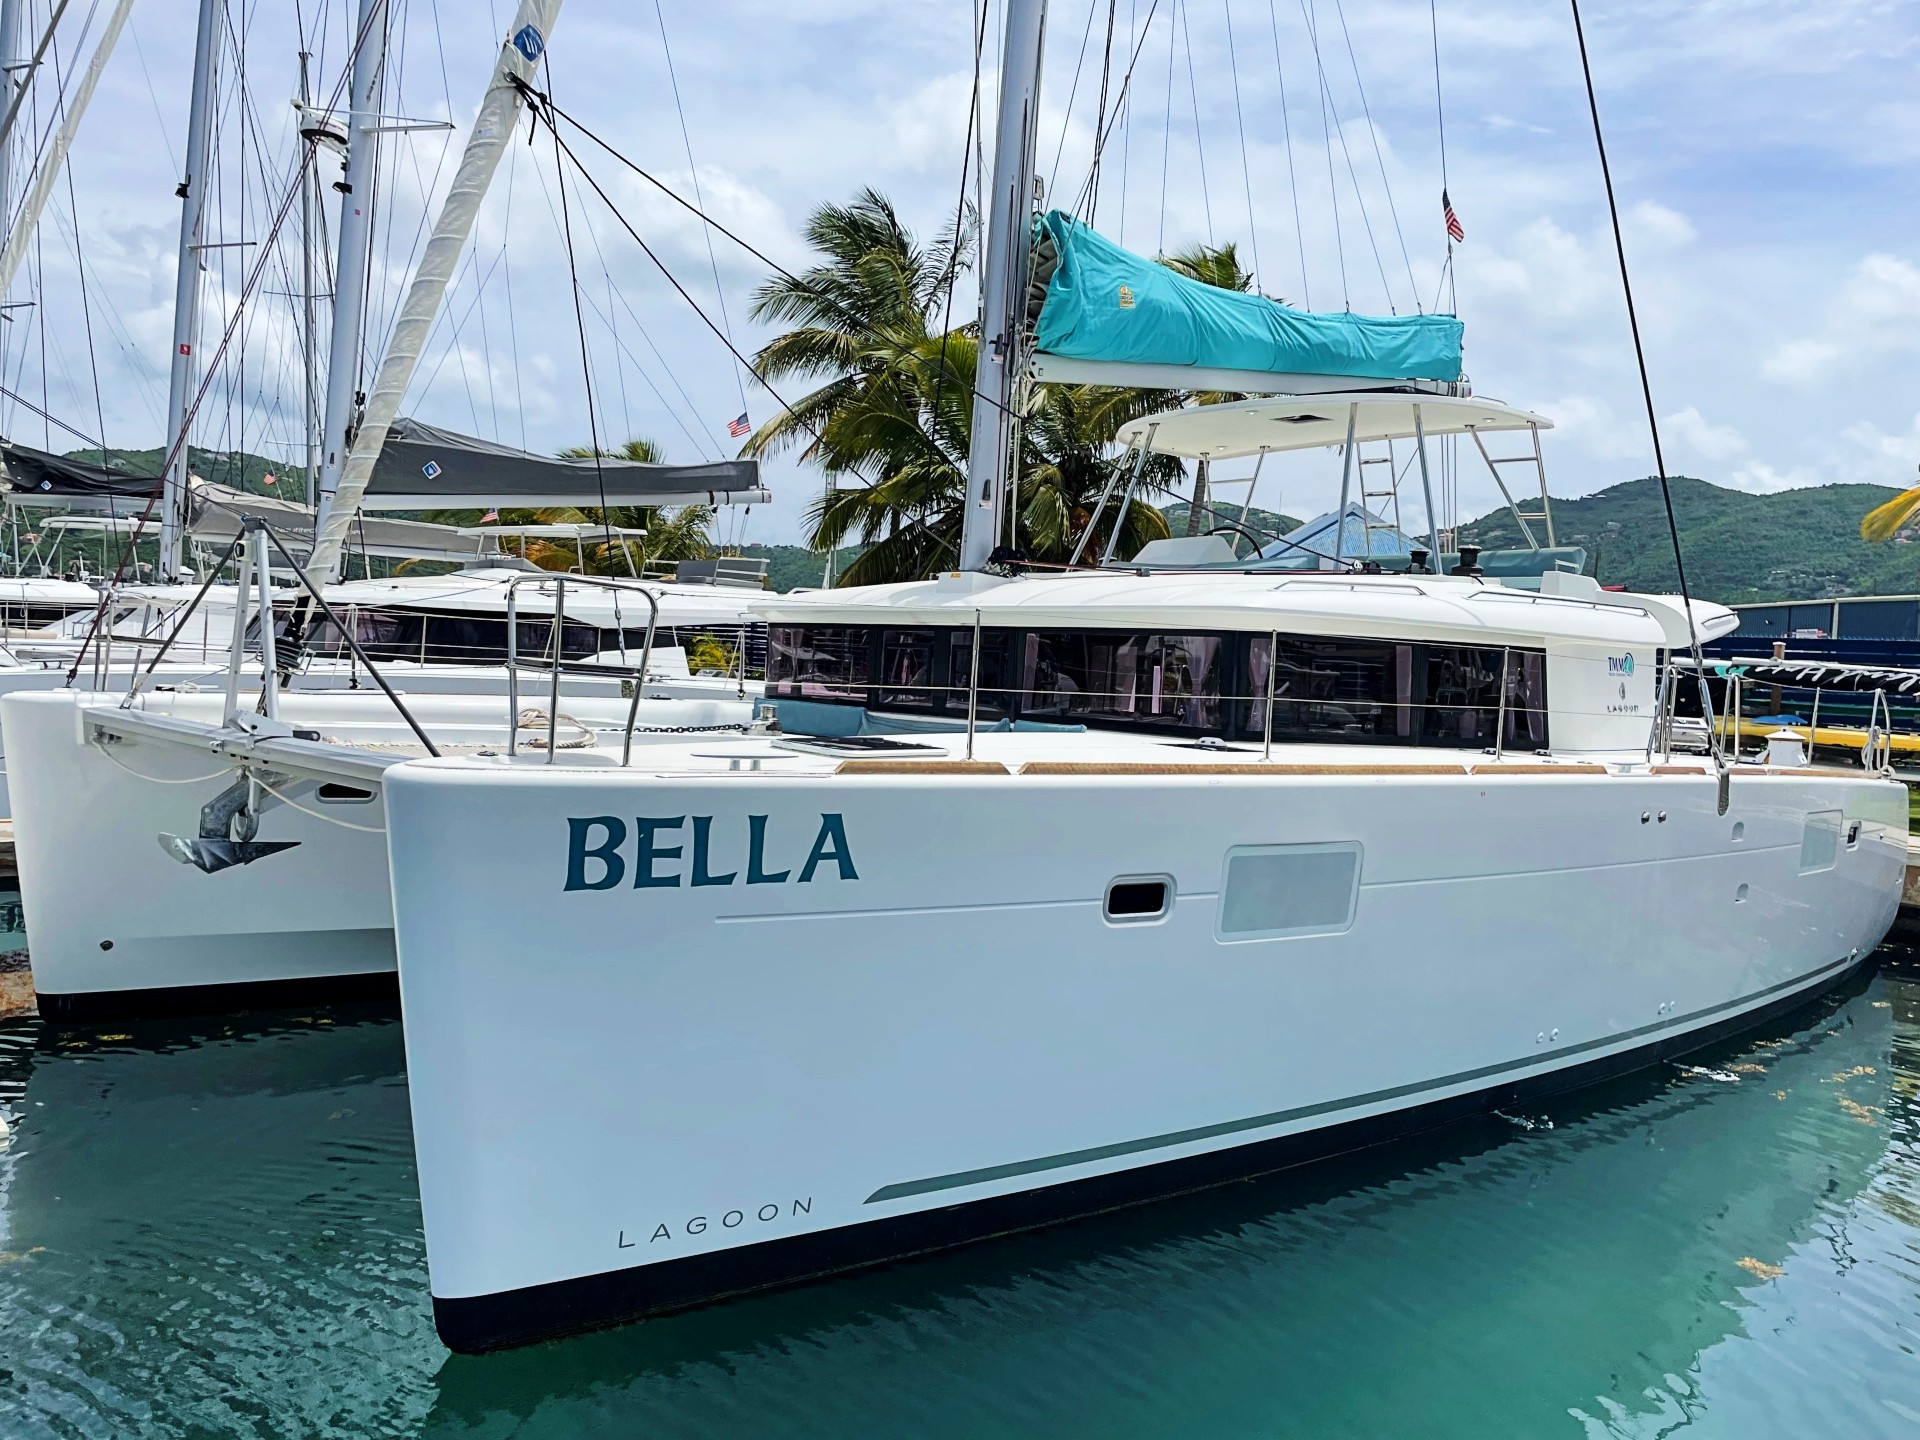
[427,436,715,575]
[743,190,1266,585]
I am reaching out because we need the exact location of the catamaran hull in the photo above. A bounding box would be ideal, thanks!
[5,687,757,1019]
[5,691,394,1019]
[383,760,1907,1352]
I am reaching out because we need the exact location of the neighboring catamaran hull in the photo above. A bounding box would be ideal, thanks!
[4,687,754,1018]
[383,758,1906,1352]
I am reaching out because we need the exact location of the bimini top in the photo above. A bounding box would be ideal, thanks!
[1030,211,1463,386]
[1115,392,1553,461]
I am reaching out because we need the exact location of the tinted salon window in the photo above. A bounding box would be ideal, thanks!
[766,625,871,701]
[877,628,940,710]
[949,629,1016,718]
[1021,630,1223,732]
[1248,636,1414,742]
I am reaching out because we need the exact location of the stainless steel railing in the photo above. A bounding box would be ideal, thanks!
[504,573,660,765]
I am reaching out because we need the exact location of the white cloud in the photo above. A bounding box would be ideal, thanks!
[1761,252,1920,386]
[1627,201,1697,250]
[1727,460,1825,494]
[1665,405,1748,462]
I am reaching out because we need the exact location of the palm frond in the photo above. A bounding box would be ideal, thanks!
[1862,487,1920,543]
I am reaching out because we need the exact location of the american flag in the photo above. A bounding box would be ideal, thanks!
[262,472,277,486]
[1442,189,1465,244]
[479,508,499,523]
[726,411,750,438]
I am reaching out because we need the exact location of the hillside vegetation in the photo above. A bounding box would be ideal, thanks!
[26,445,1920,602]
[1459,476,1916,603]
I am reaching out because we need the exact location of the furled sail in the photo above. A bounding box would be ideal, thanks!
[0,440,158,501]
[1028,210,1464,385]
[361,417,769,508]
[306,0,562,584]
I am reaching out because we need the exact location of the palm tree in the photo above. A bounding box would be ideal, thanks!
[1160,240,1256,293]
[747,191,1247,584]
[1862,473,1920,543]
[428,436,714,575]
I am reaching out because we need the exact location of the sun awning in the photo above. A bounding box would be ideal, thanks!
[359,417,770,509]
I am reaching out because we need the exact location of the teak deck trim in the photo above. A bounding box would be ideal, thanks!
[1466,764,1609,776]
[833,759,1011,775]
[1015,762,1470,776]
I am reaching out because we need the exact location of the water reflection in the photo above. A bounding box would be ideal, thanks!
[0,1007,430,1436]
[0,975,1915,1439]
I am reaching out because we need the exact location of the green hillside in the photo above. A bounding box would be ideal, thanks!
[736,543,864,592]
[1459,476,1915,604]
[1160,501,1305,543]
[22,442,1920,603]
[61,445,302,498]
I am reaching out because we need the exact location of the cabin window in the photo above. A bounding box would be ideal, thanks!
[1799,810,1843,874]
[1217,842,1362,941]
[1020,630,1224,732]
[767,625,871,701]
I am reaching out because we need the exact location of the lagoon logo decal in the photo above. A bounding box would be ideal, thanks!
[564,813,858,891]
[1607,653,1636,676]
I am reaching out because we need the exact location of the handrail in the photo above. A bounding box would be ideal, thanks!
[1865,687,1893,774]
[501,572,660,765]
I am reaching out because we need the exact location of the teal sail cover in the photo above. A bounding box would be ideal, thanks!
[1030,211,1463,383]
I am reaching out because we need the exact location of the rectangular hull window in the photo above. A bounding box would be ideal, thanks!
[1218,842,1362,941]
[1799,811,1843,874]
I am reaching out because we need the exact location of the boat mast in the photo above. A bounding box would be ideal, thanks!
[307,0,563,585]
[957,0,1047,573]
[0,0,22,231]
[298,47,320,508]
[0,0,136,300]
[313,0,388,560]
[157,0,224,582]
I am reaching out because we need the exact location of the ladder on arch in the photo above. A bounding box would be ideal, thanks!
[1469,422,1556,549]
[1353,436,1410,558]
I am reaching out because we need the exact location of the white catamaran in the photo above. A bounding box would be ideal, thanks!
[4,0,774,1013]
[372,1,1907,1352]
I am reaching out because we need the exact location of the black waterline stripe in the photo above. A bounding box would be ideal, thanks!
[865,955,1857,1203]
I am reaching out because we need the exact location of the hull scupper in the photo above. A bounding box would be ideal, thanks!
[381,731,1906,1351]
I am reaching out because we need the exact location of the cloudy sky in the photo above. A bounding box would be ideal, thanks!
[1,0,1916,547]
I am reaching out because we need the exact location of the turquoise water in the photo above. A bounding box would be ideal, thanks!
[0,967,1917,1437]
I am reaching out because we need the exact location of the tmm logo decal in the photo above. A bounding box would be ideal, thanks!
[565,813,858,891]
[1607,653,1636,676]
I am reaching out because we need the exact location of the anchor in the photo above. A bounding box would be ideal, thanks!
[158,772,300,874]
